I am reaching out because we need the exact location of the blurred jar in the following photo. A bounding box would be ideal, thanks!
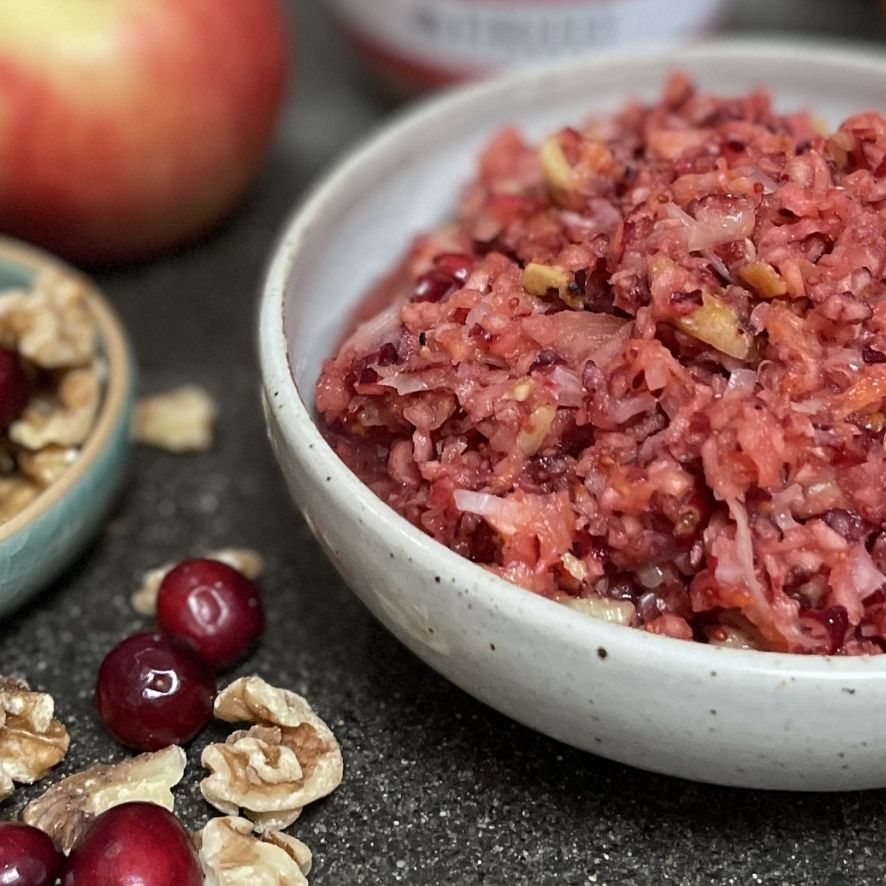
[329,0,732,98]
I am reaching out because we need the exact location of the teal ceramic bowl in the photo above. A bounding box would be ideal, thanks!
[0,238,135,618]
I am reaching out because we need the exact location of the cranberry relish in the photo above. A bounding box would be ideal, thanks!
[317,74,886,654]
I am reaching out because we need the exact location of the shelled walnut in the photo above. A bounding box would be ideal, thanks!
[0,677,69,802]
[196,816,312,886]
[133,384,217,453]
[23,745,186,853]
[201,677,343,832]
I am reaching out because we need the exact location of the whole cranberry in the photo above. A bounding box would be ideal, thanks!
[157,558,264,670]
[0,822,62,886]
[63,802,201,886]
[0,347,30,432]
[95,632,215,751]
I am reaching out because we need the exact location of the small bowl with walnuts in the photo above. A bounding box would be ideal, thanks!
[0,236,134,617]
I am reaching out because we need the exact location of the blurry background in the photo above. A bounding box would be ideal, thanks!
[290,0,886,185]
[732,0,881,35]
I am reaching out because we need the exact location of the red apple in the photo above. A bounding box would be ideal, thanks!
[0,0,290,265]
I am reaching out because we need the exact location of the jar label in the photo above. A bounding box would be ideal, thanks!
[330,0,725,73]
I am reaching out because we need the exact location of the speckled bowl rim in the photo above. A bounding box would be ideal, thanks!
[0,237,132,543]
[260,38,886,678]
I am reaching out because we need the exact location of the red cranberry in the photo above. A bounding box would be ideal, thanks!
[800,605,850,655]
[0,822,62,886]
[95,632,215,750]
[433,252,473,283]
[375,342,399,366]
[0,347,30,432]
[413,253,474,303]
[413,269,454,304]
[157,558,264,670]
[63,802,201,886]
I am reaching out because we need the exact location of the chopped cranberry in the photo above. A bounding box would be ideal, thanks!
[413,269,454,304]
[862,346,886,364]
[0,347,29,432]
[571,531,595,559]
[801,233,833,262]
[529,349,565,372]
[414,253,474,303]
[469,519,502,565]
[609,221,632,264]
[572,531,607,567]
[672,489,713,547]
[472,236,517,259]
[452,307,470,324]
[157,558,265,670]
[801,605,850,655]
[867,583,886,605]
[469,324,492,342]
[349,344,400,389]
[434,252,473,283]
[684,412,711,447]
[63,803,201,886]
[559,421,595,457]
[95,632,215,750]
[376,342,399,366]
[526,454,571,488]
[0,823,62,886]
[821,509,869,544]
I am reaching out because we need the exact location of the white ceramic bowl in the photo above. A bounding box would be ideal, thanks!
[260,40,886,790]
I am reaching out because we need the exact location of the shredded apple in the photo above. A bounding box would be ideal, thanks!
[316,74,886,655]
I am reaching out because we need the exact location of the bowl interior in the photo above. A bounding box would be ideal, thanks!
[283,40,886,403]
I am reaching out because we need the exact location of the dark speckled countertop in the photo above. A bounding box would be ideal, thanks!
[2,3,886,884]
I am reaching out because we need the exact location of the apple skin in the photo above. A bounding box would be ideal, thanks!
[0,0,290,265]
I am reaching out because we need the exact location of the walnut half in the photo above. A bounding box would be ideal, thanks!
[0,677,69,803]
[23,745,186,853]
[9,363,101,451]
[0,272,96,370]
[201,677,343,833]
[133,385,217,453]
[197,816,312,886]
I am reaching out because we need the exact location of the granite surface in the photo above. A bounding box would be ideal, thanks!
[2,2,886,884]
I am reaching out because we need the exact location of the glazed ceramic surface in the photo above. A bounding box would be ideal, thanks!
[0,238,134,617]
[259,41,886,790]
